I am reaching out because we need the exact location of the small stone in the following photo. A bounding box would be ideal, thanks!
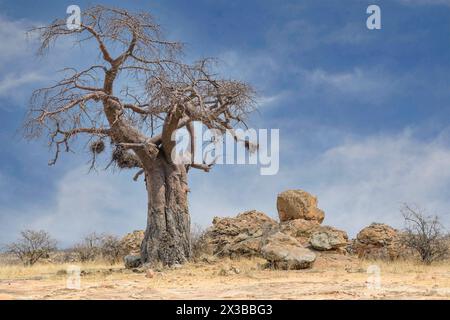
[145,269,155,278]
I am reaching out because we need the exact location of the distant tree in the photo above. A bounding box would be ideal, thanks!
[6,230,57,266]
[72,232,102,262]
[25,5,255,266]
[401,204,449,264]
[99,234,125,264]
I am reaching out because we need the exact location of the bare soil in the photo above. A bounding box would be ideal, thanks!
[0,254,449,300]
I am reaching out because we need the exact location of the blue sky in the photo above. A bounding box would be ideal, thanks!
[1,0,450,247]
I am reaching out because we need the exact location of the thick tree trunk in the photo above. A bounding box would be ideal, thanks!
[140,153,191,266]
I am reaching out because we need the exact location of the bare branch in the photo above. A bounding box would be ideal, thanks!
[26,5,256,176]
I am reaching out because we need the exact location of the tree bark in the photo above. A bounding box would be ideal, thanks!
[140,153,191,266]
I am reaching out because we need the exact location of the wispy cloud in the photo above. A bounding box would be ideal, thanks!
[0,72,47,98]
[290,66,410,108]
[0,166,147,247]
[1,1,450,247]
[0,15,30,66]
[189,127,450,237]
[307,129,450,234]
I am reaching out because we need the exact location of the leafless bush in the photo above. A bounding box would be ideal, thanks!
[72,232,103,262]
[191,224,210,260]
[72,232,125,264]
[401,204,449,264]
[5,230,57,266]
[99,234,125,264]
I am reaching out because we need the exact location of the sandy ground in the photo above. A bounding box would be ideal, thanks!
[0,255,449,300]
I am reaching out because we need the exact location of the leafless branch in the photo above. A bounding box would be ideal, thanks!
[25,5,256,176]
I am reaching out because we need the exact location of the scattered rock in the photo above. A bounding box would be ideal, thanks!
[231,266,241,274]
[145,269,155,278]
[310,226,348,252]
[121,230,145,256]
[218,265,241,276]
[277,190,325,223]
[204,210,277,257]
[261,231,316,270]
[352,223,404,260]
[124,255,142,269]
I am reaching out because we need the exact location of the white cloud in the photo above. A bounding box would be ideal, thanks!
[0,15,97,105]
[256,92,290,109]
[0,166,147,247]
[0,72,47,98]
[218,50,280,87]
[2,128,450,246]
[0,15,31,66]
[189,127,450,238]
[307,68,379,93]
[293,129,450,235]
[299,67,402,104]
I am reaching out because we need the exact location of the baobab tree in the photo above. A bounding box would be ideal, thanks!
[25,6,256,266]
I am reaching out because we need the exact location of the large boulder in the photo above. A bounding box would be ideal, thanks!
[261,231,316,269]
[204,210,278,257]
[309,226,348,252]
[352,223,404,260]
[124,255,142,269]
[121,230,145,256]
[277,190,325,223]
[279,219,321,245]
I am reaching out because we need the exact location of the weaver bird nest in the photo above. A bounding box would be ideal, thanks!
[90,140,105,154]
[112,146,141,169]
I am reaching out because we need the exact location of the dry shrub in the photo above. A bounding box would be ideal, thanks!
[72,232,125,264]
[401,204,449,264]
[191,224,211,260]
[5,230,57,266]
[72,233,103,262]
[99,234,125,265]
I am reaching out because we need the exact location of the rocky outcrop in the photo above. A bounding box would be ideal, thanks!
[201,189,351,268]
[124,255,142,269]
[279,219,321,245]
[352,223,404,260]
[310,226,348,252]
[203,210,277,257]
[261,231,316,269]
[276,190,325,223]
[280,219,320,244]
[121,230,145,256]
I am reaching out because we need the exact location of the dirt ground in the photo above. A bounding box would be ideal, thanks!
[0,254,449,300]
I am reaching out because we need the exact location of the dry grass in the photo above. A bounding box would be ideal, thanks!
[0,261,123,280]
[359,258,450,274]
[0,255,449,299]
